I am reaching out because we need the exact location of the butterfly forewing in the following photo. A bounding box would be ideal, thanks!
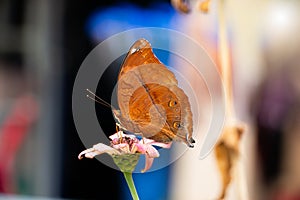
[115,38,194,147]
[119,39,161,78]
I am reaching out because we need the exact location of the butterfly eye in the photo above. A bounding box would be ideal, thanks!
[168,100,178,107]
[173,121,181,129]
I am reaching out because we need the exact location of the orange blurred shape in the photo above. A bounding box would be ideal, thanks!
[198,0,211,13]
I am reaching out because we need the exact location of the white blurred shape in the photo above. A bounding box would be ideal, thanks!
[265,1,298,38]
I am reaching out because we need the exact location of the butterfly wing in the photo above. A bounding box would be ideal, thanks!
[115,39,194,147]
[119,39,161,77]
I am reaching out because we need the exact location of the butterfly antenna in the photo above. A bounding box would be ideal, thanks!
[86,89,116,110]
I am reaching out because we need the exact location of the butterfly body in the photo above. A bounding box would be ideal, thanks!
[113,39,194,147]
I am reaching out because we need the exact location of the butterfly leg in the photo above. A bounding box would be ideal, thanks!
[116,123,120,132]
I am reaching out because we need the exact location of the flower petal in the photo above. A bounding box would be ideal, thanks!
[131,143,138,154]
[109,131,136,140]
[145,145,160,158]
[112,143,128,150]
[151,141,172,149]
[109,131,125,140]
[141,154,154,173]
[141,138,172,149]
[78,143,120,159]
[134,143,147,154]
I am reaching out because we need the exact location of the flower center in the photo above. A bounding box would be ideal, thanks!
[111,136,139,151]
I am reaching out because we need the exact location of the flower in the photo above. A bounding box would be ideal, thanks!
[78,131,172,172]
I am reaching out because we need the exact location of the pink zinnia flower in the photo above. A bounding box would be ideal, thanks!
[78,131,171,172]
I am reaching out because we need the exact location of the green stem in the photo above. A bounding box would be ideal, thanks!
[123,172,140,200]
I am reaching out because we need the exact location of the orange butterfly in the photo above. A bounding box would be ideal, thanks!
[112,39,195,147]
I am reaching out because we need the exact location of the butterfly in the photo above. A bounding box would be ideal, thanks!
[111,39,195,147]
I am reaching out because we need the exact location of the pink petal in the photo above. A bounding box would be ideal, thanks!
[134,143,147,153]
[109,131,137,140]
[141,154,154,173]
[125,134,137,139]
[151,142,172,148]
[112,143,128,150]
[131,144,138,153]
[78,148,96,159]
[145,145,160,158]
[109,131,125,140]
[78,143,119,159]
[113,143,132,153]
[141,138,155,144]
[141,138,172,149]
[120,145,130,153]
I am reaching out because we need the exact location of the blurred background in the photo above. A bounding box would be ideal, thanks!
[1,0,300,199]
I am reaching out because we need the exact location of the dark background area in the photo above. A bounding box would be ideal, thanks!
[0,0,172,199]
[62,0,171,199]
